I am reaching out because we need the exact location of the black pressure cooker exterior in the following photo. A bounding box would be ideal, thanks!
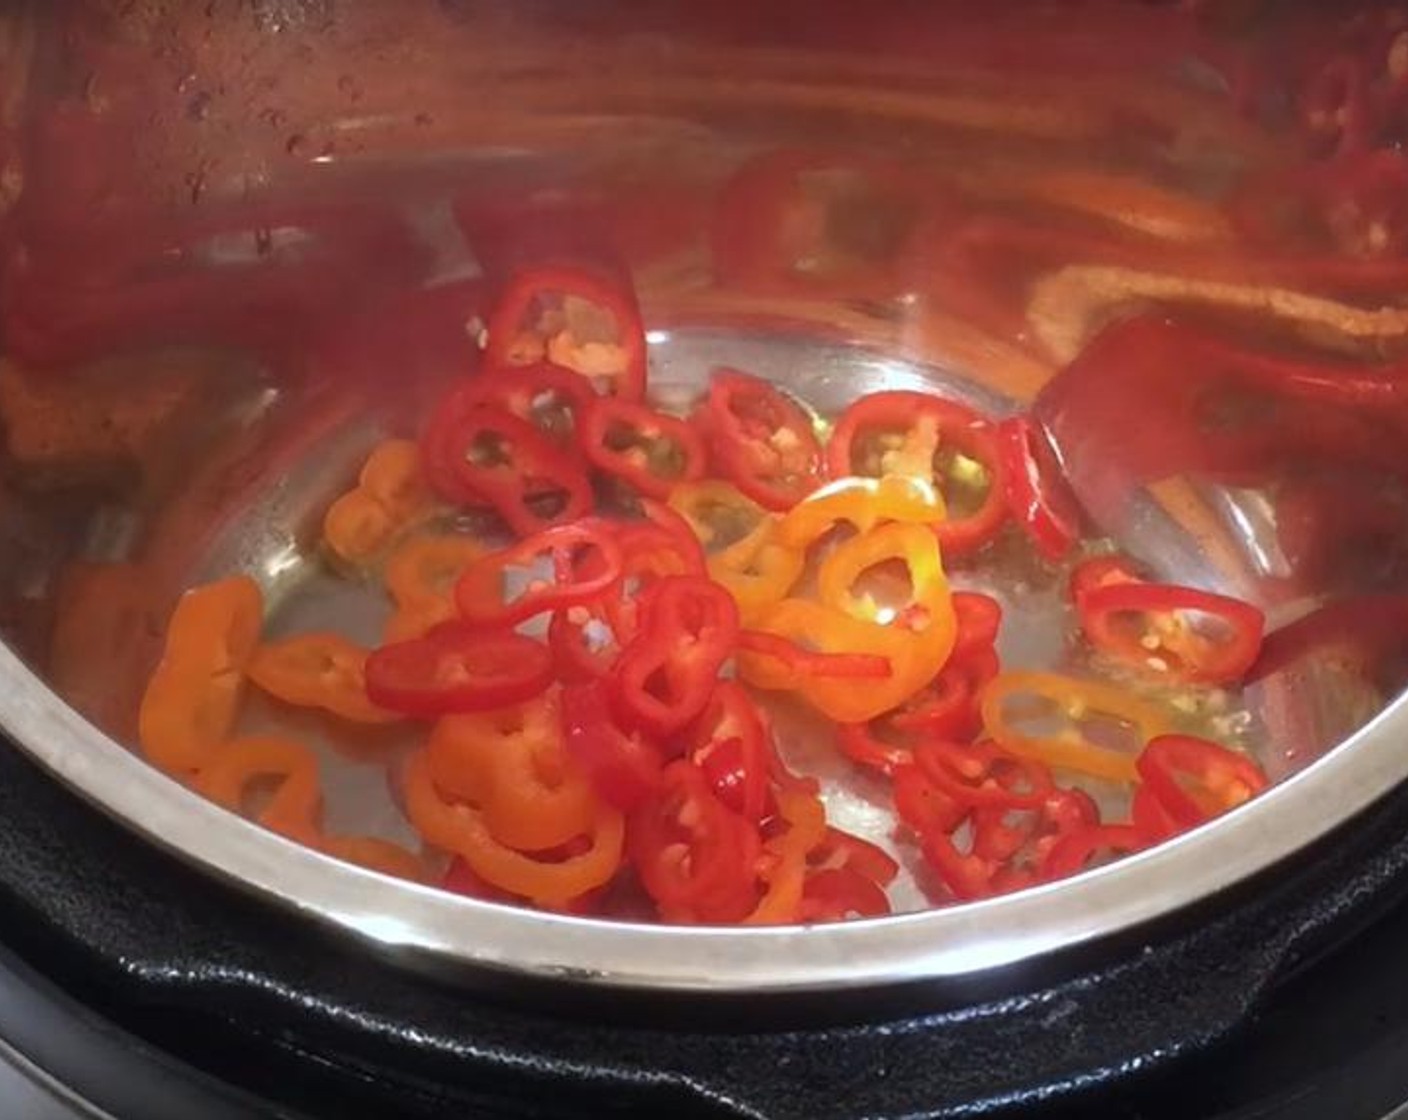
[2,735,1408,1119]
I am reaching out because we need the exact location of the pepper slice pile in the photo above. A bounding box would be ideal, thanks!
[136,255,1273,925]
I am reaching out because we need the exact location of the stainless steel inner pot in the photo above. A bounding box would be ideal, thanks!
[0,1,1404,993]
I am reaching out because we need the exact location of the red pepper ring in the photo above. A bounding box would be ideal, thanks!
[609,576,741,739]
[996,416,1081,562]
[914,739,1053,812]
[560,681,664,813]
[580,397,707,500]
[1077,582,1266,685]
[1040,824,1145,882]
[628,761,762,923]
[482,263,647,400]
[548,596,624,683]
[455,520,623,629]
[808,827,900,887]
[825,390,1009,558]
[1135,735,1269,831]
[971,786,1099,868]
[736,630,893,688]
[891,763,967,838]
[449,362,596,452]
[365,623,553,718]
[1068,555,1144,603]
[704,368,824,511]
[684,681,773,824]
[423,405,593,536]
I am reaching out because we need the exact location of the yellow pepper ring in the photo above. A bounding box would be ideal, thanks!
[979,670,1172,784]
[774,473,947,552]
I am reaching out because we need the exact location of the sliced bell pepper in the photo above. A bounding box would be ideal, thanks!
[996,416,1081,562]
[815,521,958,653]
[365,624,553,718]
[1040,824,1145,881]
[1135,735,1269,831]
[404,749,623,907]
[421,404,593,536]
[891,763,967,840]
[668,480,769,549]
[561,680,665,813]
[971,786,1099,872]
[807,827,900,887]
[482,264,647,400]
[1069,554,1144,602]
[681,681,772,823]
[598,513,709,640]
[609,575,740,739]
[918,826,1036,902]
[704,519,806,626]
[580,396,707,500]
[382,532,492,643]
[745,787,829,925]
[980,670,1171,784]
[628,760,762,923]
[1130,783,1180,845]
[137,575,263,774]
[669,481,804,623]
[247,633,399,725]
[775,473,946,552]
[1076,582,1266,685]
[914,739,1054,811]
[548,595,626,684]
[737,631,893,691]
[323,439,437,565]
[425,696,600,853]
[826,390,1009,558]
[194,734,321,847]
[703,368,824,511]
[740,597,947,724]
[438,362,595,452]
[953,591,1004,658]
[454,520,623,629]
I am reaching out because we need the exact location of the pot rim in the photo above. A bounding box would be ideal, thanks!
[2,638,1399,993]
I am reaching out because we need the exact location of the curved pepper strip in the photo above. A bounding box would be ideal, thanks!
[745,788,828,925]
[138,576,263,775]
[194,734,322,847]
[740,597,950,724]
[775,473,946,552]
[404,750,624,908]
[980,670,1171,784]
[246,632,399,725]
[426,697,599,853]
[323,439,437,565]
